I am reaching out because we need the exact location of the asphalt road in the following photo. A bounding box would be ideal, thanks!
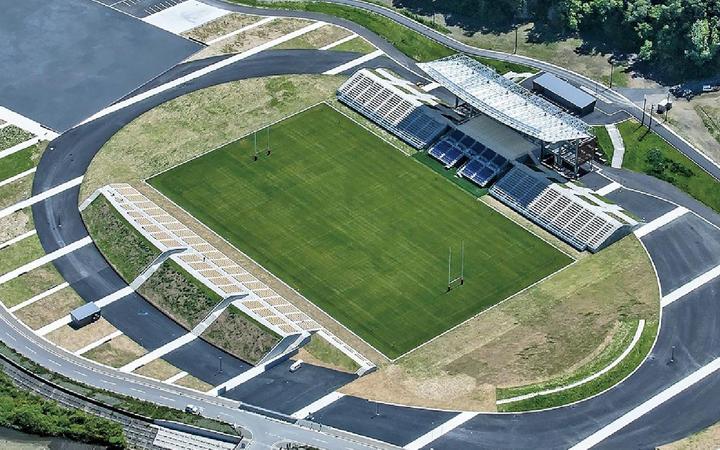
[8,3,720,448]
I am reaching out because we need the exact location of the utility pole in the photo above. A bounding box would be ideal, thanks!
[609,61,614,89]
[253,131,258,161]
[266,127,271,156]
[447,247,452,292]
[641,96,647,126]
[514,25,519,55]
[648,105,655,129]
[460,241,464,285]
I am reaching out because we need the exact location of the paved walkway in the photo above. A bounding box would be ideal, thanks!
[607,124,626,168]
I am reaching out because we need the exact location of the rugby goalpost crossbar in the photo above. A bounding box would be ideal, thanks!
[447,241,464,291]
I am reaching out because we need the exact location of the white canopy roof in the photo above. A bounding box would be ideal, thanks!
[419,54,592,143]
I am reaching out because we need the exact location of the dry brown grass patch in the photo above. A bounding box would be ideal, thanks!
[15,288,84,330]
[183,13,263,43]
[46,318,118,353]
[174,374,212,392]
[134,359,182,381]
[84,335,147,369]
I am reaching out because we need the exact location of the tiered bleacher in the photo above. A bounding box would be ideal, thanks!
[337,69,448,148]
[490,164,633,252]
[428,129,508,186]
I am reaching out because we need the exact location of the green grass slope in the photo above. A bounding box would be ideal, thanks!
[150,104,571,358]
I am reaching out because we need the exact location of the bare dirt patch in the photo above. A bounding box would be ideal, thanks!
[661,421,720,450]
[341,236,658,410]
[14,287,85,330]
[45,318,118,353]
[84,335,147,369]
[183,13,263,43]
[0,208,34,244]
[666,92,720,165]
[188,17,314,61]
[174,374,212,392]
[134,359,181,381]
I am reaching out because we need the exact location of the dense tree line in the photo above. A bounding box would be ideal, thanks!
[397,0,720,78]
[0,372,126,448]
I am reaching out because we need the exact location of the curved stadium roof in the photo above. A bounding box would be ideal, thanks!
[419,54,592,144]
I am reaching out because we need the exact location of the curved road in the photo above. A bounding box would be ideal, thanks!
[6,6,720,450]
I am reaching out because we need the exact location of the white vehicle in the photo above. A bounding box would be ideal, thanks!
[185,404,203,415]
[289,360,303,372]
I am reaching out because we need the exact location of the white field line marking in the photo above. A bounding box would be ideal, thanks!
[120,333,197,373]
[74,330,124,356]
[8,282,68,313]
[0,137,40,160]
[80,21,326,125]
[0,236,92,285]
[596,181,622,197]
[290,392,345,419]
[403,411,478,450]
[634,206,688,238]
[0,107,58,140]
[94,287,134,308]
[0,176,84,220]
[323,49,384,75]
[164,371,188,384]
[569,357,720,450]
[662,264,720,308]
[0,229,36,251]
[498,320,646,405]
[319,32,358,50]
[35,315,72,336]
[206,16,276,45]
[0,168,36,189]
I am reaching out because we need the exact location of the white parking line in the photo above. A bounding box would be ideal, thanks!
[8,282,68,313]
[94,287,134,308]
[319,33,358,50]
[206,364,265,396]
[0,229,37,251]
[570,357,720,450]
[206,16,276,45]
[0,168,36,189]
[120,333,197,373]
[323,49,384,75]
[421,82,441,92]
[404,411,478,450]
[0,236,92,285]
[35,315,72,337]
[0,176,84,220]
[290,392,345,419]
[634,206,688,238]
[75,330,124,356]
[596,181,622,197]
[81,21,326,125]
[662,264,720,307]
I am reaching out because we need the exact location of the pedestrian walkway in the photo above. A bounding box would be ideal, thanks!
[606,124,625,168]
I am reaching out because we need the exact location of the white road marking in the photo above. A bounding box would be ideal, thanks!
[25,347,36,355]
[75,330,124,356]
[662,264,720,307]
[0,235,92,285]
[0,107,58,140]
[319,33,358,50]
[290,392,345,419]
[0,138,41,161]
[100,379,116,386]
[206,16,276,45]
[421,82,441,92]
[404,411,478,450]
[120,333,197,373]
[48,360,61,367]
[595,181,622,197]
[143,0,230,34]
[0,229,37,252]
[94,287,134,308]
[0,168,36,189]
[0,176,84,220]
[73,370,87,377]
[159,395,177,402]
[206,364,265,396]
[9,282,68,313]
[323,49,384,75]
[164,371,188,384]
[81,21,326,125]
[498,320,645,405]
[634,206,688,238]
[570,357,720,450]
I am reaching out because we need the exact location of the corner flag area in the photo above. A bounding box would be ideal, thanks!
[149,104,571,359]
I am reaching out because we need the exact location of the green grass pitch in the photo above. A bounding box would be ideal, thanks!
[150,104,572,359]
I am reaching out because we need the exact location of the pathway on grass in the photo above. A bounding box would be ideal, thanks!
[607,124,625,168]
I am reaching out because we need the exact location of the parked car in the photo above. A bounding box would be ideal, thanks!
[289,360,303,372]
